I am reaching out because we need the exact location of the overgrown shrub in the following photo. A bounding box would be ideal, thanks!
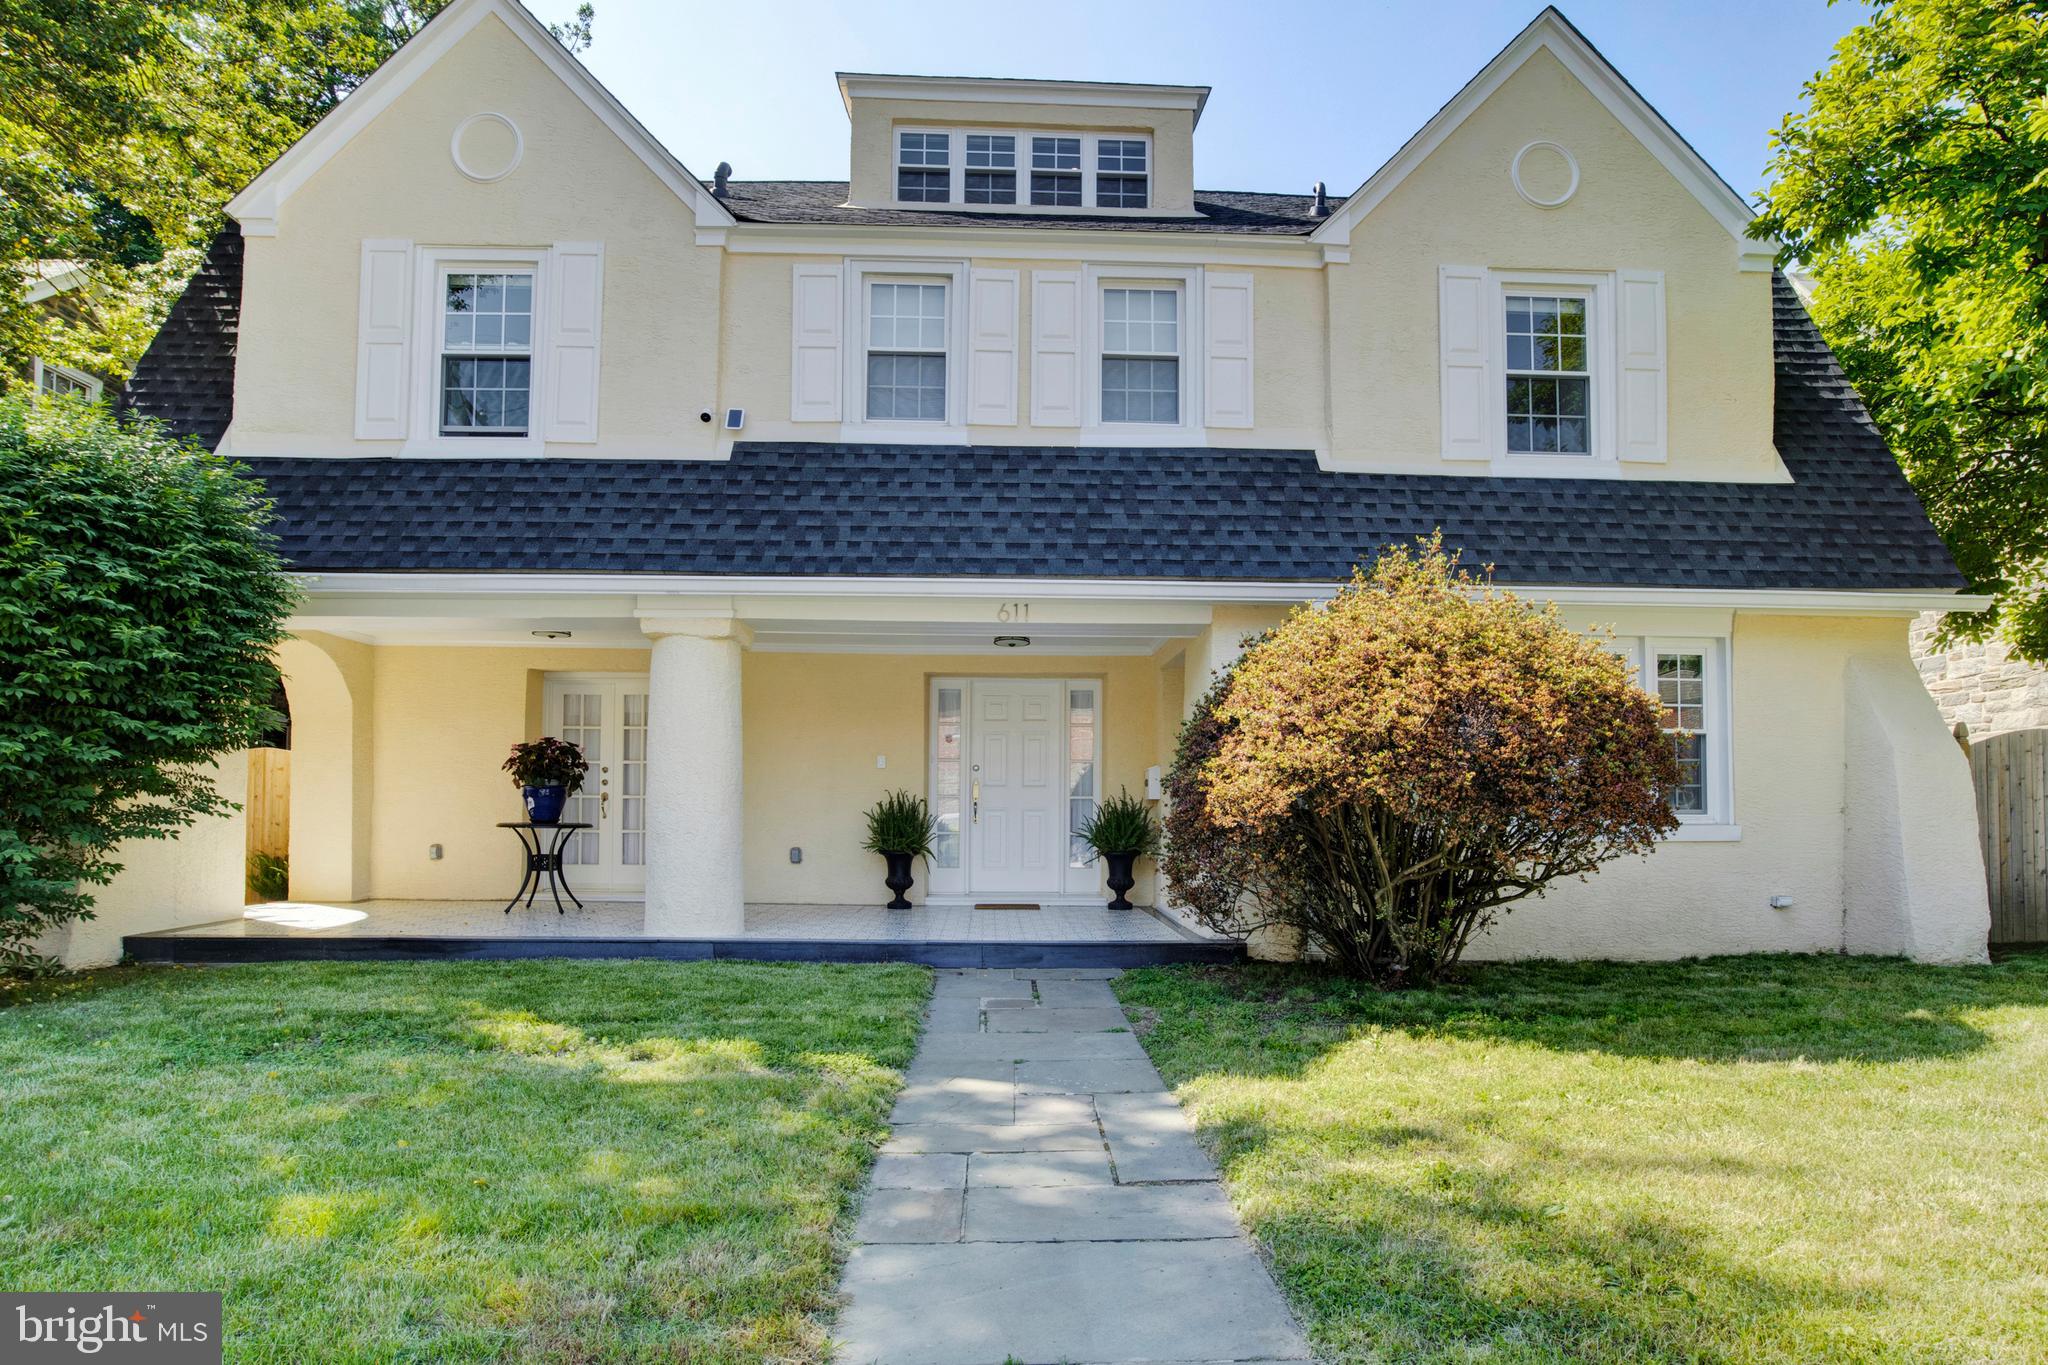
[247,852,289,903]
[0,396,295,971]
[1162,539,1680,986]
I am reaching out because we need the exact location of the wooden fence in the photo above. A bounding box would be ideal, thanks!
[1970,728,2048,944]
[246,747,291,862]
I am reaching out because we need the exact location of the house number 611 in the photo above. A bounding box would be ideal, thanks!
[996,602,1030,623]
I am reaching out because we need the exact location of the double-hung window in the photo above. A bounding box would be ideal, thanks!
[32,359,100,400]
[896,132,951,202]
[1100,286,1180,424]
[1654,648,1711,815]
[866,279,948,422]
[1603,635,1732,830]
[1030,136,1082,205]
[1096,139,1149,207]
[1505,293,1590,455]
[439,270,534,437]
[965,134,1017,204]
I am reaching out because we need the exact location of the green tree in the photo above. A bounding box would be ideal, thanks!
[1162,540,1679,986]
[1757,0,2048,659]
[0,395,296,971]
[1,0,593,385]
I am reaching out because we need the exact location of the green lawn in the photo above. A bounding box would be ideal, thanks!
[0,960,929,1362]
[1116,953,2048,1365]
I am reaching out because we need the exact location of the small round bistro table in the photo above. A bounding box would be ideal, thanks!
[497,821,591,914]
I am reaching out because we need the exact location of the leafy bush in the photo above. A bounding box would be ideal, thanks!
[0,396,295,972]
[503,736,587,791]
[1077,788,1160,858]
[1162,538,1680,986]
[247,851,289,903]
[861,790,938,860]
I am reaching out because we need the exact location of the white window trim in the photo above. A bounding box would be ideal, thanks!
[1486,269,1619,475]
[31,358,103,401]
[1609,634,1738,838]
[841,258,969,442]
[1081,264,1204,443]
[892,126,1154,214]
[404,246,547,457]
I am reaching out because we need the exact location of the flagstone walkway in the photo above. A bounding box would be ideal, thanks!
[834,968,1312,1365]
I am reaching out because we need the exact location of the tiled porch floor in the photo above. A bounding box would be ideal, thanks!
[149,899,1205,944]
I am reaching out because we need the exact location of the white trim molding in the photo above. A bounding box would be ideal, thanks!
[837,72,1209,126]
[449,111,524,182]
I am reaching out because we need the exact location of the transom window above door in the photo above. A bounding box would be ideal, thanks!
[866,280,948,422]
[1505,293,1589,455]
[892,127,1153,210]
[440,270,534,437]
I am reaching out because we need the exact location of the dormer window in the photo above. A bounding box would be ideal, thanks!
[1030,137,1082,205]
[896,132,950,202]
[965,135,1017,204]
[1096,139,1149,208]
[891,127,1154,211]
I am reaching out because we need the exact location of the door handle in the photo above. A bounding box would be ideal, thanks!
[599,790,609,819]
[971,778,980,825]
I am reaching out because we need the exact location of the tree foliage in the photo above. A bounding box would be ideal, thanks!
[0,395,296,970]
[1162,541,1680,985]
[1,0,594,384]
[1756,0,2048,659]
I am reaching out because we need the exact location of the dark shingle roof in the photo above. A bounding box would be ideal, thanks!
[711,181,1332,235]
[119,229,240,450]
[123,247,1962,590]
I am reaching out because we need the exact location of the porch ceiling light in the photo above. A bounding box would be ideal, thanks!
[532,629,573,639]
[993,635,1030,648]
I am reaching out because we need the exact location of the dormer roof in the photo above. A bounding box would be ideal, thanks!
[835,73,1210,127]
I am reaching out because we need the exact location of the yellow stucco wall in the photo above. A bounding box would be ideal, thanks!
[232,12,723,458]
[846,97,1195,213]
[1327,48,1778,476]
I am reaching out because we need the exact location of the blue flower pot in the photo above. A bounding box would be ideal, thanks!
[523,784,568,824]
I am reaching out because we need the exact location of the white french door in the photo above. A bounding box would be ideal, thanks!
[928,678,1101,902]
[541,674,650,896]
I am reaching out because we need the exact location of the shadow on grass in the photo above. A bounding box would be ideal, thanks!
[1123,951,2048,1069]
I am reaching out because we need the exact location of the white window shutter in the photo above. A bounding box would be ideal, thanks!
[1438,265,1492,460]
[355,239,413,440]
[1616,269,1667,463]
[967,268,1019,425]
[791,263,844,422]
[544,242,603,442]
[1203,271,1254,428]
[1030,270,1082,427]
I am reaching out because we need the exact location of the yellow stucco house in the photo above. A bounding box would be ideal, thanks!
[92,0,1989,967]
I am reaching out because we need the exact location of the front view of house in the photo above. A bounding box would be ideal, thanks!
[107,0,1989,965]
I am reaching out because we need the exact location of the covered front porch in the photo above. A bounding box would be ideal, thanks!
[234,575,1295,960]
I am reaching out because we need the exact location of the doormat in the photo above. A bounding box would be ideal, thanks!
[974,903,1041,911]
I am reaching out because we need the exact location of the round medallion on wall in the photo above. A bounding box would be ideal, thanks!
[1510,140,1579,209]
[451,112,524,183]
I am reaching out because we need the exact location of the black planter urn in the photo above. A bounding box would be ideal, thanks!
[883,851,916,909]
[1104,852,1138,910]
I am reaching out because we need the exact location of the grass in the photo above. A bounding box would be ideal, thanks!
[0,959,930,1362]
[1116,952,2048,1365]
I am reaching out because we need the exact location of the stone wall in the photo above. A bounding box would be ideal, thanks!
[1912,613,2048,739]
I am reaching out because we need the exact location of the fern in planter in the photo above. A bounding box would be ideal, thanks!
[862,790,939,909]
[1077,789,1161,858]
[1077,788,1160,910]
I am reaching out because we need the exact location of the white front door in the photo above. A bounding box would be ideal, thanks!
[967,680,1065,899]
[541,675,650,896]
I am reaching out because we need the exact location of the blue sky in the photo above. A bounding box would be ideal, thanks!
[523,0,1865,205]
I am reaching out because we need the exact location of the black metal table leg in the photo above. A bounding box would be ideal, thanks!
[499,822,592,915]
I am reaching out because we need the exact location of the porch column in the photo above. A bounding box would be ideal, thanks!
[641,616,752,937]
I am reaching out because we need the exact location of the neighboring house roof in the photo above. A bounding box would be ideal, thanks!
[118,229,240,450]
[710,182,1335,235]
[122,270,1957,590]
[21,260,92,305]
